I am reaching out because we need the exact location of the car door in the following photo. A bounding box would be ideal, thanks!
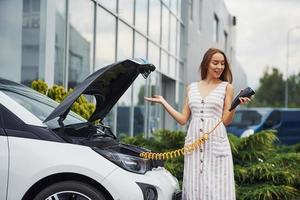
[0,105,9,200]
[278,111,300,145]
[263,110,281,130]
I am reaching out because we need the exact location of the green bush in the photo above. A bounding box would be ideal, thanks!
[121,130,300,200]
[31,80,95,119]
[233,131,300,200]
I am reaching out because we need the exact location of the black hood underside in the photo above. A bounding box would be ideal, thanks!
[44,58,155,123]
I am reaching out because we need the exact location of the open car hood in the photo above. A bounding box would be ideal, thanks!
[44,58,155,123]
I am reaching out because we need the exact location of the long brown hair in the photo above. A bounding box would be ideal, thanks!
[199,48,233,83]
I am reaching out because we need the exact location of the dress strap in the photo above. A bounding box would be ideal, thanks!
[221,81,229,99]
[221,81,229,90]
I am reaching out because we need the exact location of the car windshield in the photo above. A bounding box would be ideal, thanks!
[231,110,268,126]
[2,90,87,128]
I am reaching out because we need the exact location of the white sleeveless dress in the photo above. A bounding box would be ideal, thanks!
[182,81,236,200]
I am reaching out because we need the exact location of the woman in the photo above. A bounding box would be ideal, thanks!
[144,48,251,200]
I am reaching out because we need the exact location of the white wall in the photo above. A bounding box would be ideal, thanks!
[231,57,248,93]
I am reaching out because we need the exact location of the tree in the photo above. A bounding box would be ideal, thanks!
[249,67,300,108]
[250,67,285,107]
[287,72,300,107]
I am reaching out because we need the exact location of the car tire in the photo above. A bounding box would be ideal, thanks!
[33,180,107,200]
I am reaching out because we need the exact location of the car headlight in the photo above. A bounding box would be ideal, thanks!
[93,148,149,174]
[240,129,254,137]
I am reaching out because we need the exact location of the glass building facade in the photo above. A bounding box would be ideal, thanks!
[0,0,185,137]
[0,0,246,137]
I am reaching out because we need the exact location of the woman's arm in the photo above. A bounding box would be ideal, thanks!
[144,86,191,125]
[222,84,251,126]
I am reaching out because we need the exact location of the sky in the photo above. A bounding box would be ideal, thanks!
[224,0,300,89]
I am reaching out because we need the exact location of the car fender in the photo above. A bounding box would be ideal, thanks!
[7,136,119,200]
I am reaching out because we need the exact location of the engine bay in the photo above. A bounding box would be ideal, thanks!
[52,122,164,169]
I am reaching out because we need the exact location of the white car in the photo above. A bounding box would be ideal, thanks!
[0,59,181,200]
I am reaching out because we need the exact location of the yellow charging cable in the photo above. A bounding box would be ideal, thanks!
[139,119,223,160]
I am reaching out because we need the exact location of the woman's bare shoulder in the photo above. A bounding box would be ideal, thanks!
[225,83,234,94]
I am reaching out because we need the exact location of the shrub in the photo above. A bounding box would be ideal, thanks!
[121,130,300,200]
[31,80,95,120]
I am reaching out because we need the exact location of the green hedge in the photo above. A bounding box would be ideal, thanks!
[121,130,300,200]
[31,80,95,119]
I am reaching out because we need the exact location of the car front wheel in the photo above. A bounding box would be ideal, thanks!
[33,180,107,200]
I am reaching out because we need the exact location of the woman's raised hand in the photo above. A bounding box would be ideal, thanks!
[238,88,252,105]
[239,97,251,105]
[144,95,166,104]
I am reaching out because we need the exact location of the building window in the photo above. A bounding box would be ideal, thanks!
[170,0,177,14]
[68,0,94,89]
[170,15,177,55]
[135,0,148,34]
[148,41,160,70]
[177,23,183,58]
[134,33,147,59]
[116,22,133,136]
[133,33,147,136]
[169,56,176,78]
[162,0,170,7]
[118,0,134,24]
[117,22,133,60]
[95,6,116,69]
[179,62,184,81]
[54,0,66,86]
[21,0,44,86]
[97,0,116,12]
[198,0,203,30]
[32,0,40,12]
[189,0,193,20]
[224,30,228,52]
[161,50,168,75]
[149,0,161,43]
[161,5,169,50]
[178,0,182,19]
[147,71,161,135]
[213,13,219,42]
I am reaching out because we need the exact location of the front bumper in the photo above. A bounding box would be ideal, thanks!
[172,190,182,200]
[102,166,180,200]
